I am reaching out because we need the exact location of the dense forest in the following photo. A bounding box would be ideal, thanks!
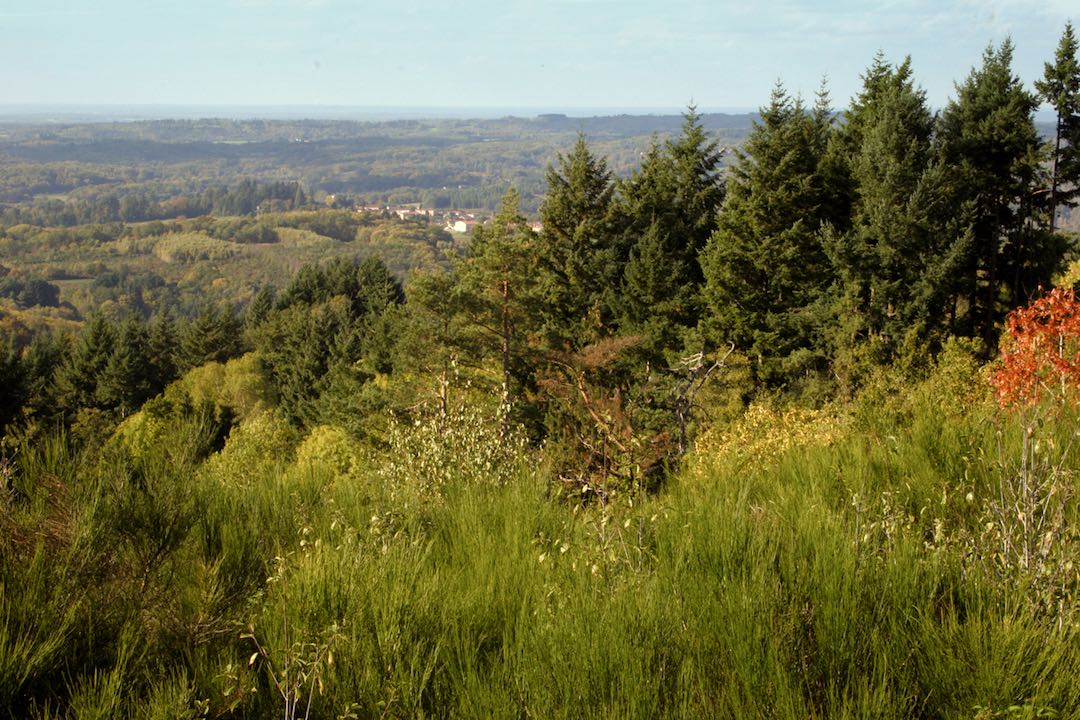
[3,27,1080,719]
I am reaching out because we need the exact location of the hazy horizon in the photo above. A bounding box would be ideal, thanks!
[0,103,760,124]
[0,103,1057,126]
[2,2,1075,115]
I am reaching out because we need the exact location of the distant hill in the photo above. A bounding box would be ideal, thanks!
[0,113,756,214]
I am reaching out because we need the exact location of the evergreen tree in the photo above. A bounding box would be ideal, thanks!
[0,332,26,430]
[97,315,153,416]
[1035,22,1080,231]
[701,84,839,386]
[245,286,276,331]
[458,188,543,413]
[20,331,66,423]
[253,256,404,427]
[146,312,179,395]
[615,106,725,351]
[257,298,363,426]
[177,304,244,372]
[937,39,1048,345]
[621,219,697,354]
[353,256,406,319]
[825,55,958,370]
[54,314,118,413]
[399,269,485,416]
[537,133,617,348]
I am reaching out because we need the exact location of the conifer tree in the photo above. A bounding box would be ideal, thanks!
[19,331,65,423]
[538,133,616,348]
[146,312,179,395]
[615,106,725,351]
[458,188,543,413]
[260,303,332,425]
[937,39,1047,345]
[254,256,403,427]
[825,55,958,369]
[353,256,406,319]
[54,313,117,412]
[0,333,25,430]
[621,219,697,354]
[97,315,153,416]
[398,269,483,416]
[245,286,276,330]
[1035,22,1080,231]
[701,84,838,386]
[177,304,244,372]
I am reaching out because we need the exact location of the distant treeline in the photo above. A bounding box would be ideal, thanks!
[0,113,753,215]
[0,179,307,226]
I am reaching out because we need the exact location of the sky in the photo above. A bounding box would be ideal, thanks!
[0,0,1075,115]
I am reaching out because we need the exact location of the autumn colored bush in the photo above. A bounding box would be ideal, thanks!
[991,288,1080,409]
[987,288,1080,595]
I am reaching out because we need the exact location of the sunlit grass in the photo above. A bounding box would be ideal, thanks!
[2,359,1079,717]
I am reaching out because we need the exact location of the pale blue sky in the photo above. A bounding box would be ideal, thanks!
[1,0,1074,113]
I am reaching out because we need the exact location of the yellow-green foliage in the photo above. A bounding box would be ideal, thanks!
[152,233,242,263]
[168,353,273,422]
[200,410,295,487]
[1055,256,1080,290]
[7,360,1080,718]
[274,227,335,248]
[113,235,159,256]
[688,401,850,479]
[378,398,530,501]
[294,424,364,479]
[112,409,170,460]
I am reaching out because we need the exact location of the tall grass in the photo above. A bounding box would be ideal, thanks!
[2,357,1078,718]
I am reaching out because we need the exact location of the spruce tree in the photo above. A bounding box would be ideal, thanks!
[253,256,403,427]
[146,312,179,395]
[621,219,697,355]
[54,314,118,413]
[20,331,65,423]
[615,106,724,351]
[701,84,838,386]
[177,304,244,372]
[1035,22,1080,231]
[97,315,153,416]
[937,39,1046,345]
[0,332,25,430]
[825,55,958,371]
[537,133,616,348]
[245,286,276,330]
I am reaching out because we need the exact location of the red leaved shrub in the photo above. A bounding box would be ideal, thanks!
[991,288,1080,408]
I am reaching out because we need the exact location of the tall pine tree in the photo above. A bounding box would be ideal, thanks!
[1035,22,1080,232]
[458,188,543,414]
[937,39,1048,346]
[537,133,617,349]
[701,84,839,386]
[825,55,959,373]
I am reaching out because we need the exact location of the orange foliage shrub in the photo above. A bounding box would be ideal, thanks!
[991,288,1080,408]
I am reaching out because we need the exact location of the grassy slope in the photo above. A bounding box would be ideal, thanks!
[2,354,1079,718]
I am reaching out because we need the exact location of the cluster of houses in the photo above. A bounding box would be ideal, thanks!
[356,202,543,235]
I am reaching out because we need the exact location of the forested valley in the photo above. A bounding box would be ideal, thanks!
[3,29,1080,719]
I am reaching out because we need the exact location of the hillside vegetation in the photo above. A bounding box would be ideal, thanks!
[2,28,1080,718]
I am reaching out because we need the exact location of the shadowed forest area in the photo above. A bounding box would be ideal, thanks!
[3,28,1080,719]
